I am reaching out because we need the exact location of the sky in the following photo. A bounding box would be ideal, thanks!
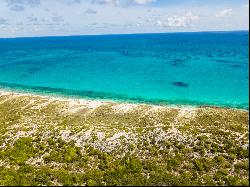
[0,0,249,38]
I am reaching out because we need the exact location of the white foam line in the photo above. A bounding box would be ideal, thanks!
[0,89,246,112]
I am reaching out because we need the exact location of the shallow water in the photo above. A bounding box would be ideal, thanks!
[0,31,249,109]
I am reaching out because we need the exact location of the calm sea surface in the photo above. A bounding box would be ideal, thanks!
[0,31,249,109]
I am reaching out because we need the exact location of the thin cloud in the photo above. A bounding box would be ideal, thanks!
[6,0,40,11]
[0,18,8,25]
[215,9,233,18]
[134,0,155,5]
[84,8,97,14]
[27,16,38,22]
[91,0,156,6]
[157,12,199,28]
[63,0,81,5]
[51,16,64,23]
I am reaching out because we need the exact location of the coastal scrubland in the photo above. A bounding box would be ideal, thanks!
[0,91,249,186]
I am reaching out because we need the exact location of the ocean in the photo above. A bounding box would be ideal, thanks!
[0,31,249,109]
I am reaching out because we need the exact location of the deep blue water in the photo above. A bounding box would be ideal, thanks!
[0,31,249,109]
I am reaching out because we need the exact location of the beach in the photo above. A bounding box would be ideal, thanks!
[0,90,248,186]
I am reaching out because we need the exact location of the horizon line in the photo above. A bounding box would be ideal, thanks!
[0,29,249,39]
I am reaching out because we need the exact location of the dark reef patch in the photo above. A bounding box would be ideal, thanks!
[63,65,71,69]
[20,74,29,79]
[215,60,238,64]
[26,67,42,73]
[231,65,242,68]
[169,59,187,67]
[172,82,189,88]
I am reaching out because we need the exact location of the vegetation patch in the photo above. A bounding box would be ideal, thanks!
[0,91,249,186]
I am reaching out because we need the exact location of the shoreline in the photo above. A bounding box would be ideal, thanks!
[0,89,248,112]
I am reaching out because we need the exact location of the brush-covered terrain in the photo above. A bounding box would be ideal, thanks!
[0,91,249,186]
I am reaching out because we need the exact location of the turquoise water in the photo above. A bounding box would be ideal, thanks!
[0,31,249,109]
